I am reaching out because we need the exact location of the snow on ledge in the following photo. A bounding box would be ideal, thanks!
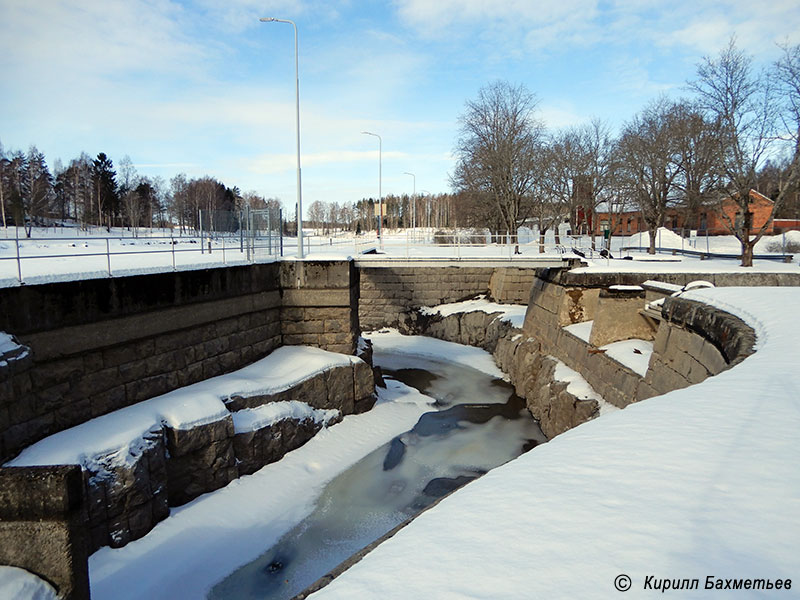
[608,284,644,292]
[419,295,527,328]
[563,320,593,343]
[232,401,340,434]
[599,339,653,377]
[7,346,363,468]
[551,357,617,416]
[0,331,29,367]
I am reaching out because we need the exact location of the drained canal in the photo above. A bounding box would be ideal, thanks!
[208,350,546,600]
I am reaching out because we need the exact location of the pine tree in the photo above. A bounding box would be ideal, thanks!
[92,152,118,230]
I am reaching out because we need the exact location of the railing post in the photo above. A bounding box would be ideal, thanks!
[106,238,112,277]
[171,230,176,271]
[15,234,22,284]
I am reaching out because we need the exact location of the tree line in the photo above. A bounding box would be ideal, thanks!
[0,146,281,238]
[304,194,455,235]
[451,39,800,266]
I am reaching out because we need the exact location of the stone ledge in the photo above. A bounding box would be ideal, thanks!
[661,296,756,365]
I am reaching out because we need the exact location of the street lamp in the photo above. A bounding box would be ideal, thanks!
[260,17,304,259]
[361,131,382,244]
[403,171,415,230]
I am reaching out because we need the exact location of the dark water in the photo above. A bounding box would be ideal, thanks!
[208,352,545,600]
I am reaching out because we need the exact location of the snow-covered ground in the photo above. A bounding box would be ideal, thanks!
[1,226,798,287]
[308,287,800,599]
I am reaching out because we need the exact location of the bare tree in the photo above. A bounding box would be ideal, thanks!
[687,37,792,265]
[452,81,544,235]
[671,101,721,230]
[23,147,55,236]
[772,42,800,222]
[307,200,326,235]
[618,98,685,254]
[327,201,340,234]
[548,120,618,249]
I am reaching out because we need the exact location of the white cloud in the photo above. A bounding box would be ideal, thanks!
[0,1,207,81]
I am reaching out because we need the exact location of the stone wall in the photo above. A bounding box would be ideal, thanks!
[77,358,375,554]
[0,260,360,463]
[359,266,539,331]
[556,269,800,288]
[0,466,89,600]
[522,274,757,411]
[396,269,760,437]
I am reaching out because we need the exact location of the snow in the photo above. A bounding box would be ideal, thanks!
[641,279,683,293]
[0,332,20,354]
[600,339,654,377]
[573,257,799,274]
[419,295,527,328]
[0,331,29,367]
[6,346,362,468]
[563,320,593,343]
[609,284,644,291]
[0,567,58,600]
[562,321,654,376]
[232,401,340,434]
[309,286,800,600]
[627,227,688,249]
[367,328,506,379]
[551,358,617,416]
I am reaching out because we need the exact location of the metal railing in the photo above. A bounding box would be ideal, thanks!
[0,232,283,285]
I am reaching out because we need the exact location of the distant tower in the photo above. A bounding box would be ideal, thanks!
[572,175,593,234]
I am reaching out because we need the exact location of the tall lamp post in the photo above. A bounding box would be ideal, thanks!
[260,17,304,259]
[403,171,415,230]
[361,131,382,244]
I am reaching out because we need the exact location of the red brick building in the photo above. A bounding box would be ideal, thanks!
[594,190,776,236]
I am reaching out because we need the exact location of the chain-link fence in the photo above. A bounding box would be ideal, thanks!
[198,207,283,260]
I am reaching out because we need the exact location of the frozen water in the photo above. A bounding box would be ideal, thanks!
[207,353,545,600]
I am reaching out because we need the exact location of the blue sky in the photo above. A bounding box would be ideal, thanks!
[2,0,799,212]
